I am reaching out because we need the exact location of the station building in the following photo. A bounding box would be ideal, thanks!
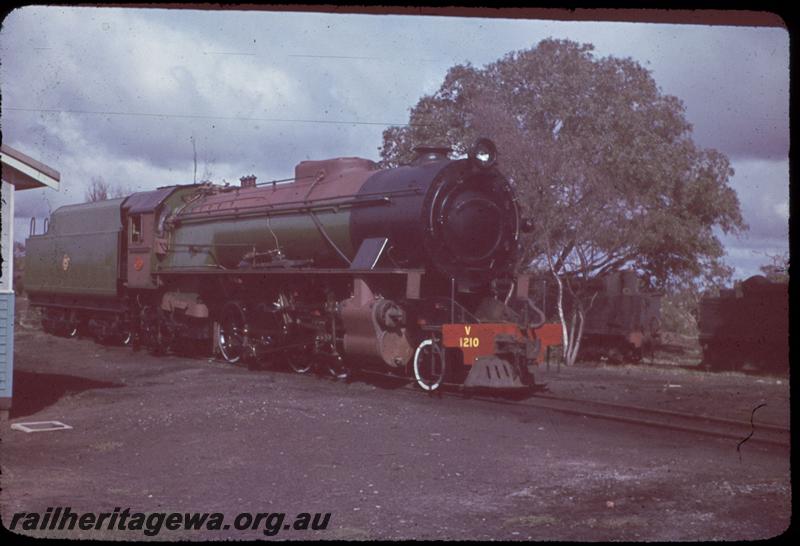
[1,144,60,418]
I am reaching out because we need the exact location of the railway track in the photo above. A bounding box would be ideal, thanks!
[331,365,789,449]
[437,389,790,449]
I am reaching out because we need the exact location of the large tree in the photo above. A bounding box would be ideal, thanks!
[380,39,747,364]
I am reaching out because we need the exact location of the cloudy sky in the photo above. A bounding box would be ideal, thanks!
[1,6,789,280]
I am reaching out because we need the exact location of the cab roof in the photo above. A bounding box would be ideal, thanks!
[122,186,179,215]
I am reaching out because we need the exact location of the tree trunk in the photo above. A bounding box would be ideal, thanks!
[547,253,571,366]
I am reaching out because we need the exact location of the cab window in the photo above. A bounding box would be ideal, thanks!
[130,215,143,244]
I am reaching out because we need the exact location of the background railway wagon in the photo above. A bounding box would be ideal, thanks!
[531,270,662,363]
[698,275,788,373]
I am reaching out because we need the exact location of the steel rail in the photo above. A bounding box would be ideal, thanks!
[339,366,790,448]
[534,393,789,433]
[437,389,790,448]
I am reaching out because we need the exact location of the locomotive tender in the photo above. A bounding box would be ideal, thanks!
[698,275,789,373]
[24,139,544,391]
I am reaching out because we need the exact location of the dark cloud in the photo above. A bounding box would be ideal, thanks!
[643,27,789,161]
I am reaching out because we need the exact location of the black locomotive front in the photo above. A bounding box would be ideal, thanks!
[351,140,520,291]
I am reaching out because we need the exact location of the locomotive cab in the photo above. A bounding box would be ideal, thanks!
[121,186,195,289]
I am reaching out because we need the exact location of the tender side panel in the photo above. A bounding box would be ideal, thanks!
[24,199,124,298]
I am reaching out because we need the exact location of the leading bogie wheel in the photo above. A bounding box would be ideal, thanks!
[413,339,446,392]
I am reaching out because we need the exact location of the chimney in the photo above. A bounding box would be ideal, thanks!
[239,174,257,188]
[411,145,452,164]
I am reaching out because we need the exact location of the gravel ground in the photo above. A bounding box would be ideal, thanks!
[537,360,789,429]
[1,306,791,541]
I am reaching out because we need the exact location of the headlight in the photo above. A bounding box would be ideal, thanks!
[469,138,497,168]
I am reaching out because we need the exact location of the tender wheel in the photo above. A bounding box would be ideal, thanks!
[67,310,84,338]
[58,310,78,338]
[110,315,133,346]
[413,339,446,392]
[120,330,133,346]
[218,302,248,364]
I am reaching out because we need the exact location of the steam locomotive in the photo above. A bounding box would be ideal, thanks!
[24,139,545,391]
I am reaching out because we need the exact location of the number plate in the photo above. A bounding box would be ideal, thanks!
[442,323,522,365]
